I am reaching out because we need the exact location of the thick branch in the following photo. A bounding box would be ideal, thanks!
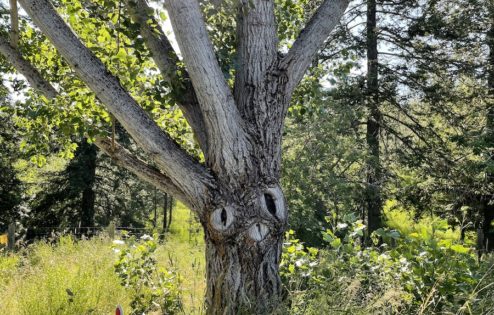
[166,0,251,181]
[124,0,208,151]
[0,29,207,211]
[281,0,349,95]
[18,0,214,207]
[95,137,195,210]
[234,0,278,118]
[0,35,57,99]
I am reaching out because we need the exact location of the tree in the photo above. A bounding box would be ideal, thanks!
[25,139,97,236]
[311,0,488,241]
[0,0,349,312]
[0,99,24,231]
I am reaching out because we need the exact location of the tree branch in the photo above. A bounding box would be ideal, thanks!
[280,0,349,96]
[124,0,208,150]
[234,0,278,118]
[0,28,209,211]
[0,34,58,99]
[165,0,251,182]
[94,137,195,210]
[9,0,19,48]
[18,0,214,208]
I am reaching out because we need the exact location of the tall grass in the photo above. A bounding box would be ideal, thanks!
[0,203,206,315]
[0,236,130,314]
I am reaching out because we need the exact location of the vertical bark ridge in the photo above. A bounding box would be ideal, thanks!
[233,0,285,181]
[205,230,284,314]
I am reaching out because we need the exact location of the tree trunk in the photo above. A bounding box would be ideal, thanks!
[204,234,284,314]
[481,1,494,253]
[203,196,286,314]
[201,180,287,314]
[163,193,168,231]
[80,141,97,229]
[365,0,383,238]
[168,195,173,229]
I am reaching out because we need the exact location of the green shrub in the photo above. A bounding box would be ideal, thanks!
[281,213,494,315]
[113,234,183,315]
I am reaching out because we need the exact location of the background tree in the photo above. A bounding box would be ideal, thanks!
[0,93,24,232]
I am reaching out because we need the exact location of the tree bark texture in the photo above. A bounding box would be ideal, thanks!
[365,0,383,237]
[9,0,350,312]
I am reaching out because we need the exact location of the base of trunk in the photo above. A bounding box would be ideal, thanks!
[204,231,284,314]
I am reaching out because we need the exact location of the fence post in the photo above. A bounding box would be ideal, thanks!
[8,223,15,250]
[108,222,116,240]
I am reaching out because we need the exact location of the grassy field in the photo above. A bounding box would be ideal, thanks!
[0,203,206,315]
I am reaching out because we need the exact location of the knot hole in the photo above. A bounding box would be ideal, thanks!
[264,193,277,218]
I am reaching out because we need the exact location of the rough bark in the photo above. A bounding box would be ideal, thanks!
[234,0,286,180]
[205,231,284,314]
[166,0,252,185]
[203,184,287,314]
[365,0,383,237]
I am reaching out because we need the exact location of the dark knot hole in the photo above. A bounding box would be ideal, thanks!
[220,208,227,226]
[264,193,277,218]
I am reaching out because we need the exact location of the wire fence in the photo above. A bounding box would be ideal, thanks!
[25,225,169,239]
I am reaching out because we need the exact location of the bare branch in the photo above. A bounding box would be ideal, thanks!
[125,0,179,83]
[124,0,208,151]
[165,0,251,181]
[9,0,19,48]
[18,0,214,207]
[0,34,57,99]
[281,0,349,96]
[95,137,196,210]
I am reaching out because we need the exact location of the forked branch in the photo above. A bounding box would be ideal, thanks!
[18,0,214,208]
[281,0,350,96]
[124,0,208,151]
[165,0,252,181]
